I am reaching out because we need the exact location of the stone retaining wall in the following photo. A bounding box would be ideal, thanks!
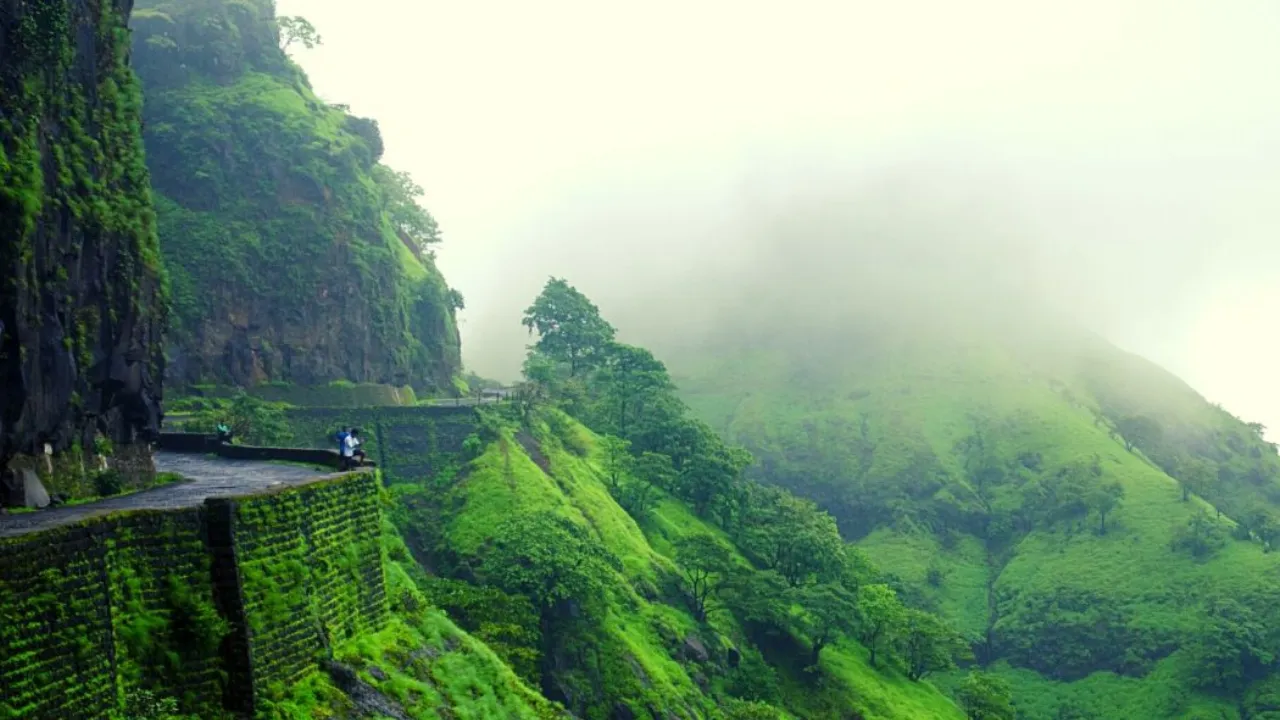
[0,472,387,718]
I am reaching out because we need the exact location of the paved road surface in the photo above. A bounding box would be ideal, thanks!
[0,452,341,538]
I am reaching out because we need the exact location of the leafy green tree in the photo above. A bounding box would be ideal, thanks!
[675,535,733,621]
[792,582,859,666]
[1186,598,1276,692]
[900,609,969,681]
[447,288,465,311]
[1176,456,1216,502]
[1088,480,1125,534]
[956,671,1015,720]
[629,411,707,470]
[599,435,632,490]
[1115,414,1163,453]
[612,450,675,519]
[596,342,674,436]
[677,440,753,518]
[1171,510,1228,559]
[421,576,542,684]
[479,511,621,625]
[513,353,556,422]
[721,569,791,630]
[522,278,616,376]
[633,450,677,491]
[227,392,291,445]
[856,583,907,669]
[724,646,782,704]
[742,491,845,587]
[373,166,441,260]
[1022,461,1094,530]
[1243,506,1280,551]
[276,16,321,50]
[614,475,660,520]
[836,545,880,595]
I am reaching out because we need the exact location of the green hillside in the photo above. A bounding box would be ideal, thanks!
[362,277,991,719]
[670,317,1280,719]
[129,0,462,391]
[389,406,966,720]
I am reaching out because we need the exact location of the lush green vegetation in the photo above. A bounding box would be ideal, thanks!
[249,510,567,720]
[173,391,293,445]
[24,0,1277,717]
[381,277,970,719]
[129,0,461,392]
[669,311,1280,718]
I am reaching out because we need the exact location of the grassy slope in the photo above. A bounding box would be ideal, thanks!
[438,411,964,720]
[673,330,1280,720]
[267,516,564,720]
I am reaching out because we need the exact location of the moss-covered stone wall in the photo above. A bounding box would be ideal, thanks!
[286,406,479,484]
[0,509,221,719]
[226,472,387,708]
[0,522,117,718]
[0,471,386,718]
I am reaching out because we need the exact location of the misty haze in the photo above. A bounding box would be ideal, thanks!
[2,1,1279,719]
[286,0,1280,441]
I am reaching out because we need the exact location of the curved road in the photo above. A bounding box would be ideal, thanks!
[0,451,342,538]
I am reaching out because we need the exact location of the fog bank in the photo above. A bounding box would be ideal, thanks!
[280,0,1280,434]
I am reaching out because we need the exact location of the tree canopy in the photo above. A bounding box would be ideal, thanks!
[276,16,321,50]
[522,278,616,376]
[478,511,621,622]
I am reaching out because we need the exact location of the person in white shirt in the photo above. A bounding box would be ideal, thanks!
[342,428,367,469]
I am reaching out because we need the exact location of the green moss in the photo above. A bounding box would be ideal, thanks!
[0,509,226,718]
[231,472,389,704]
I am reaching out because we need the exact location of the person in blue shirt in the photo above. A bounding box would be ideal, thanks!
[336,427,351,468]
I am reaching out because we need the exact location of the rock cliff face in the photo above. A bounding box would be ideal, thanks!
[0,0,166,486]
[130,0,463,393]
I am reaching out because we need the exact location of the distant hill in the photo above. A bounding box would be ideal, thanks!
[672,312,1280,719]
[130,0,462,392]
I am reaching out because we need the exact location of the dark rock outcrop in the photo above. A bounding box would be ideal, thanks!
[0,0,166,490]
[325,661,412,720]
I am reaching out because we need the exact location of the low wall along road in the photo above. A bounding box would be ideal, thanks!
[0,447,388,719]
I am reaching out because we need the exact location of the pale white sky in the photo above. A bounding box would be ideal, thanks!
[278,0,1280,435]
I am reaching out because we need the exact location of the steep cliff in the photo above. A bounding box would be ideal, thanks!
[0,0,166,490]
[130,0,462,392]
